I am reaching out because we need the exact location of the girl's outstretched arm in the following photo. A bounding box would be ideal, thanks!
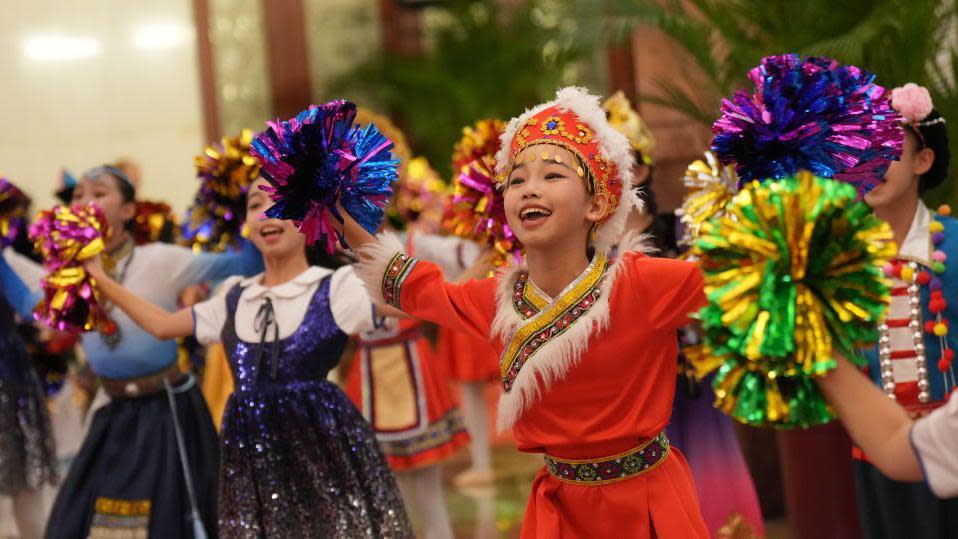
[817,354,922,482]
[87,257,194,340]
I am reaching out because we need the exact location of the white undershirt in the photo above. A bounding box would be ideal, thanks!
[912,391,958,498]
[192,265,376,345]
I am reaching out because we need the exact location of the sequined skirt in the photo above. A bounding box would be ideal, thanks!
[0,364,57,495]
[219,379,413,539]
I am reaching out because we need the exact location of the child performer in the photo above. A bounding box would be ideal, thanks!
[432,249,499,490]
[0,180,57,539]
[0,165,263,538]
[437,119,509,488]
[85,177,413,538]
[345,155,471,539]
[852,83,958,538]
[341,87,709,538]
[820,354,958,498]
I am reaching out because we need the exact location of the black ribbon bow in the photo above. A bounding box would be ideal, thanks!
[253,297,280,379]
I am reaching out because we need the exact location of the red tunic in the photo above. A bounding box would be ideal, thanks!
[387,249,709,537]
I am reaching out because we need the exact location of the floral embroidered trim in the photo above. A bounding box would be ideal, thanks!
[90,497,151,538]
[512,273,548,317]
[499,255,608,392]
[545,432,670,486]
[382,252,419,309]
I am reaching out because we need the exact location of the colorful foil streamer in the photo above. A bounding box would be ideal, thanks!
[602,90,656,164]
[353,109,442,231]
[356,108,413,167]
[390,156,449,233]
[250,100,398,253]
[444,119,520,264]
[183,129,261,253]
[29,205,112,334]
[452,119,506,173]
[0,177,31,249]
[690,172,896,427]
[676,152,740,249]
[132,200,178,245]
[711,54,903,198]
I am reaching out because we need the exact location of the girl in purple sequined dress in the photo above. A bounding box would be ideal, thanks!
[87,178,412,538]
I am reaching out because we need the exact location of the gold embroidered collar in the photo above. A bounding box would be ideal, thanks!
[500,254,609,392]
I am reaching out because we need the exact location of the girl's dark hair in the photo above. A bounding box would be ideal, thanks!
[633,150,658,216]
[913,109,950,193]
[80,165,137,202]
[80,165,138,230]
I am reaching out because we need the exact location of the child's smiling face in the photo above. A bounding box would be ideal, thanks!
[865,129,933,210]
[245,178,307,258]
[502,144,610,251]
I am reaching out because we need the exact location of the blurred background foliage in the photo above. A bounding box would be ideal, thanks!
[336,0,958,205]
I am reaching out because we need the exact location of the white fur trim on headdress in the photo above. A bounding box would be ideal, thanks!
[494,86,640,255]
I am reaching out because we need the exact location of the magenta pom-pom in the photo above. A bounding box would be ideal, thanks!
[29,204,112,334]
[250,100,398,253]
[711,54,903,198]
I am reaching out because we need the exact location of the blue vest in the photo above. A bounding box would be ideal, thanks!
[862,213,958,408]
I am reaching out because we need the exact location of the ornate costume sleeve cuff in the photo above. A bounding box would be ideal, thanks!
[354,232,418,309]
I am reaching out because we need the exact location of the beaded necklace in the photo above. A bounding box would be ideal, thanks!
[879,205,958,403]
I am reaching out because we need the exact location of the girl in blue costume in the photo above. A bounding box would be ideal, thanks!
[1,165,263,539]
[0,249,57,539]
[86,177,412,538]
[854,83,958,539]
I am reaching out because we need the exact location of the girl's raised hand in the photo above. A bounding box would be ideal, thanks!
[85,254,106,280]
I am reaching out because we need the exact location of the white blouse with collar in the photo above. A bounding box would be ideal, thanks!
[192,265,377,345]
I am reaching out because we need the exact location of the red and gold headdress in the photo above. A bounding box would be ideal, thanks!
[494,87,638,254]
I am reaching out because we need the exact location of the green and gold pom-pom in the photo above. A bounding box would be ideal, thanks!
[690,171,896,428]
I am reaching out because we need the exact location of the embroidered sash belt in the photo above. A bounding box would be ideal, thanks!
[544,432,670,486]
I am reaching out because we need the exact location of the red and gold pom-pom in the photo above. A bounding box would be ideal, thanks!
[452,119,506,173]
[391,157,449,233]
[444,119,520,265]
[29,204,112,334]
[443,155,520,265]
[132,200,178,245]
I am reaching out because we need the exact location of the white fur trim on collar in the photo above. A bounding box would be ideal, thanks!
[490,248,638,431]
[495,86,640,255]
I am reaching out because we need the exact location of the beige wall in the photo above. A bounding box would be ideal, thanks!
[209,0,271,137]
[0,0,206,213]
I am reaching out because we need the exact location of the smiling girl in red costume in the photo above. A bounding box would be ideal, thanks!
[338,87,708,538]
